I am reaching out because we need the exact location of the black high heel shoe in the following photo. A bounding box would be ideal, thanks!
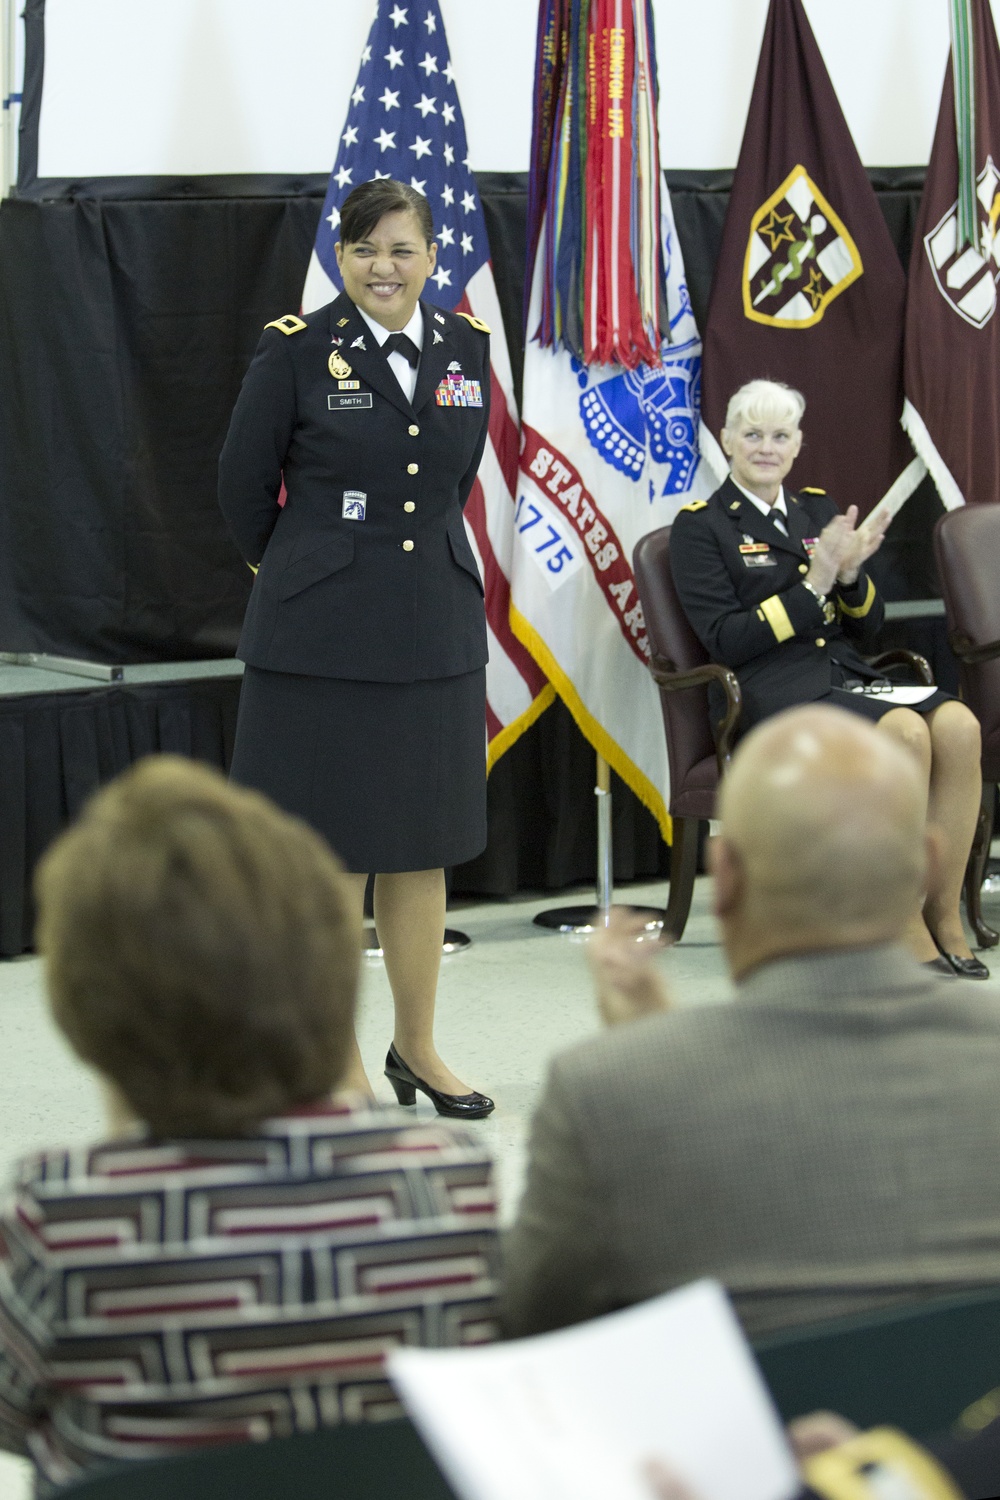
[931,934,990,981]
[922,956,958,977]
[384,1044,495,1119]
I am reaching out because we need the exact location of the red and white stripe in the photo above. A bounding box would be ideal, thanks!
[458,263,549,763]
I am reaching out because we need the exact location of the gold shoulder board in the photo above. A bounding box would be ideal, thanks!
[264,314,307,336]
[457,312,491,333]
[680,499,708,513]
[800,486,827,494]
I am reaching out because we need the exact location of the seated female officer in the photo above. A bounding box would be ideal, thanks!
[219,176,493,1117]
[0,758,497,1492]
[670,378,985,978]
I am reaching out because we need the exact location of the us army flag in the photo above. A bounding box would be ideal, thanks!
[699,0,921,522]
[511,191,713,839]
[903,0,1000,510]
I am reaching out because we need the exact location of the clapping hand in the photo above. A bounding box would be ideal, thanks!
[806,505,889,595]
[586,909,672,1026]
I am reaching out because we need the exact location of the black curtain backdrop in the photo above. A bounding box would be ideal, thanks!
[0,168,952,918]
[0,677,240,957]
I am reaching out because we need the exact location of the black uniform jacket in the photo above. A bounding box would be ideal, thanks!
[669,478,884,730]
[218,292,491,683]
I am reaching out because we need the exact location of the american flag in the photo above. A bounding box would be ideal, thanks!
[302,0,551,766]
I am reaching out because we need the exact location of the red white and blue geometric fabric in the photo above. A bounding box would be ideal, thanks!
[0,1100,497,1491]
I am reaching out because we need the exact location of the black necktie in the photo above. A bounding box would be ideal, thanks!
[383,332,420,368]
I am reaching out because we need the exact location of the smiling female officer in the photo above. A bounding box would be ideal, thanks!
[219,178,494,1114]
[670,377,986,979]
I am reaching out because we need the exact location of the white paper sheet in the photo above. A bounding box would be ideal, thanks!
[849,684,938,705]
[389,1279,799,1500]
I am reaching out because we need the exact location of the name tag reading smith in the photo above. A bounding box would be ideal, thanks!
[328,392,373,411]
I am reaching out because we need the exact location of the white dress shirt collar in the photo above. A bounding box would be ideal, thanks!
[356,304,424,403]
[732,479,789,535]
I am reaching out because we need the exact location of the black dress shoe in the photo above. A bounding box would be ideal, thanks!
[923,956,958,976]
[384,1045,495,1119]
[932,937,991,981]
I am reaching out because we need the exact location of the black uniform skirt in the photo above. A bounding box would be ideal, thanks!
[229,666,487,873]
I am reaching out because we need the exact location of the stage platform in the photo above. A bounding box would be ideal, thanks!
[0,657,244,697]
[0,659,244,958]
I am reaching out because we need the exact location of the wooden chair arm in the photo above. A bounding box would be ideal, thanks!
[648,655,743,774]
[866,649,934,686]
[948,629,1000,666]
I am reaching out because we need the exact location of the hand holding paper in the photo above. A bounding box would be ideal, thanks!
[389,1280,800,1500]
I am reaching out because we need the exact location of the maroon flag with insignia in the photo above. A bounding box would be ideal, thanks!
[903,0,1000,510]
[699,0,920,521]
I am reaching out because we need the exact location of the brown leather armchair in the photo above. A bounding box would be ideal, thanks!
[634,524,934,943]
[933,505,1000,949]
[633,526,741,941]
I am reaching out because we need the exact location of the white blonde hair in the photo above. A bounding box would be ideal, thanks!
[723,379,805,435]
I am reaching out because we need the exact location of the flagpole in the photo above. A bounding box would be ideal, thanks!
[1,0,15,199]
[533,752,663,935]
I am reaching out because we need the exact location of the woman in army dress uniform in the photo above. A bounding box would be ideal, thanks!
[670,378,987,978]
[219,179,494,1111]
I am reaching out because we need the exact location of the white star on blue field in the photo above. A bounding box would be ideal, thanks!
[315,2,488,311]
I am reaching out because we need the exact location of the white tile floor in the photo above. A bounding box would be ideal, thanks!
[0,875,731,1499]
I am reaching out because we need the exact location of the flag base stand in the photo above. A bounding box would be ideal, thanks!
[533,755,664,936]
[363,928,471,958]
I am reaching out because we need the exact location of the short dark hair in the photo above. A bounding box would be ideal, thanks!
[339,177,435,247]
[35,757,362,1139]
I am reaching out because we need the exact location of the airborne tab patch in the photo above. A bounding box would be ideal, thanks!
[264,314,307,335]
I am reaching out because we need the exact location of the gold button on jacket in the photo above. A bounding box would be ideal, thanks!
[402,539,415,552]
[407,463,419,475]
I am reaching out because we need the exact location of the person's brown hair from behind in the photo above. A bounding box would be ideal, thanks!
[35,756,362,1139]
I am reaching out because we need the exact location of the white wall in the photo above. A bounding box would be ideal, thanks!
[26,0,1000,180]
[1,0,25,194]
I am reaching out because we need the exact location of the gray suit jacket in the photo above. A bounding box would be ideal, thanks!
[502,946,1000,1340]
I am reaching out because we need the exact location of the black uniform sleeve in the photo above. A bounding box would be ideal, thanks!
[218,330,299,566]
[834,568,884,650]
[669,508,826,668]
[457,330,492,509]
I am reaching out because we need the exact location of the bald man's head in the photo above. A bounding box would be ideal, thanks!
[714,706,928,972]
